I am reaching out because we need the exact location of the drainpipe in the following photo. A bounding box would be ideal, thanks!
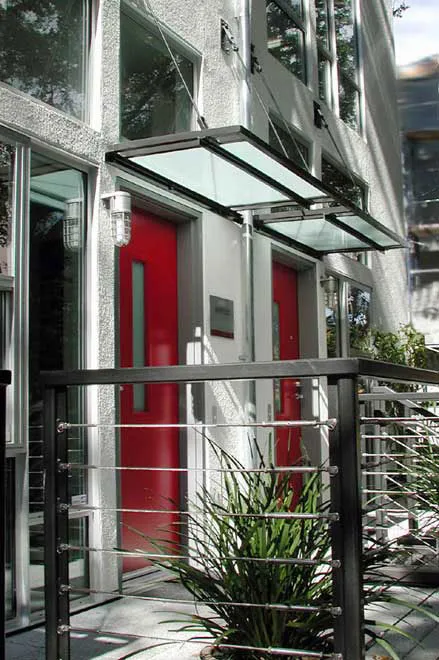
[239,0,257,457]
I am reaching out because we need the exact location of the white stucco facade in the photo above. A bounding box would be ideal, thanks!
[1,0,407,628]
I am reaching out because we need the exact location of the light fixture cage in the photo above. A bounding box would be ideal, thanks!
[110,192,131,247]
[63,199,83,251]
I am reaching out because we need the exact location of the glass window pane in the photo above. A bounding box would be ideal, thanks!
[269,118,309,168]
[266,1,306,81]
[0,0,89,120]
[321,158,366,208]
[334,0,357,80]
[409,139,439,202]
[324,277,340,358]
[0,141,15,276]
[315,0,330,48]
[339,73,360,130]
[348,285,371,356]
[289,0,304,19]
[29,517,89,612]
[120,13,194,140]
[318,50,332,106]
[5,458,16,620]
[132,260,147,411]
[28,154,86,609]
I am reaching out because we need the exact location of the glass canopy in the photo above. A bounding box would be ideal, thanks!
[106,125,405,255]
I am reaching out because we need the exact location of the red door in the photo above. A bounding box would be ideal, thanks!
[272,261,302,498]
[119,209,179,571]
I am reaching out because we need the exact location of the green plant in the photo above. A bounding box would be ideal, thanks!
[129,441,439,659]
[350,323,427,369]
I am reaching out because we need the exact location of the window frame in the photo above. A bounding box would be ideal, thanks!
[268,113,311,170]
[321,154,368,210]
[324,273,372,358]
[0,0,94,124]
[333,0,362,130]
[266,0,308,83]
[313,0,362,130]
[2,129,92,629]
[119,3,200,140]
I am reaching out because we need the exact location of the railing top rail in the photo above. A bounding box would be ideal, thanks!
[0,370,11,386]
[40,358,439,388]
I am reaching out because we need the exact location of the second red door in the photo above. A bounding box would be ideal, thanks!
[272,260,302,498]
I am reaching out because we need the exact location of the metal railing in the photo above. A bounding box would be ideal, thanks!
[1,370,11,660]
[40,358,439,660]
[360,386,439,581]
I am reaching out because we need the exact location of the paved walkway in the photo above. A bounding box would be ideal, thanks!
[6,582,439,659]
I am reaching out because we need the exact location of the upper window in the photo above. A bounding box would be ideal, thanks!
[266,1,307,83]
[0,0,91,121]
[321,158,366,208]
[269,116,310,169]
[314,1,361,130]
[315,0,333,108]
[120,12,195,140]
[0,140,15,276]
[333,0,361,130]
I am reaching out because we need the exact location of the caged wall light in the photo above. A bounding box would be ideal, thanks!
[102,191,132,247]
[63,198,83,251]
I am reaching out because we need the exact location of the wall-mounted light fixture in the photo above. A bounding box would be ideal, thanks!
[102,191,132,247]
[63,198,82,251]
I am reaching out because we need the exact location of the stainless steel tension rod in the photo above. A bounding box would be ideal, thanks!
[362,434,432,439]
[216,643,341,659]
[59,544,340,567]
[362,416,439,424]
[57,418,338,432]
[63,585,341,615]
[60,463,338,475]
[67,504,338,521]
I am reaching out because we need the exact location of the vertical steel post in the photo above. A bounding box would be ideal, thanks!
[1,374,11,660]
[44,386,70,660]
[329,376,364,659]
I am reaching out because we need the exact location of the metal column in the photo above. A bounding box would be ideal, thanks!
[44,386,70,660]
[1,371,11,660]
[329,375,364,659]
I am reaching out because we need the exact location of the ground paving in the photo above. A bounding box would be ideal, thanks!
[6,582,439,659]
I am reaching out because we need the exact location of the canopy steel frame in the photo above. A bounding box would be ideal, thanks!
[106,125,405,255]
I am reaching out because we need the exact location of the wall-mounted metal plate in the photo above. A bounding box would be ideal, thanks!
[210,295,234,339]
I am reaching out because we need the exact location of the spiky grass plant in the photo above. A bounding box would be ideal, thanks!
[130,440,439,659]
[150,441,335,658]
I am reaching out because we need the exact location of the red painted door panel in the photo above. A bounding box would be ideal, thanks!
[272,261,302,498]
[119,209,179,571]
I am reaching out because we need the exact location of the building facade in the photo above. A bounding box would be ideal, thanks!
[1,0,406,629]
[398,55,439,348]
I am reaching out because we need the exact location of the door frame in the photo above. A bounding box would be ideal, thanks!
[114,180,205,575]
[269,244,325,470]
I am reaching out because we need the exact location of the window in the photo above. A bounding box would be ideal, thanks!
[324,276,372,357]
[0,0,91,121]
[28,153,88,611]
[269,117,310,168]
[315,0,333,107]
[0,141,15,276]
[348,284,371,356]
[120,12,195,140]
[334,0,361,130]
[321,158,366,208]
[324,275,341,357]
[266,1,307,82]
[314,1,361,129]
